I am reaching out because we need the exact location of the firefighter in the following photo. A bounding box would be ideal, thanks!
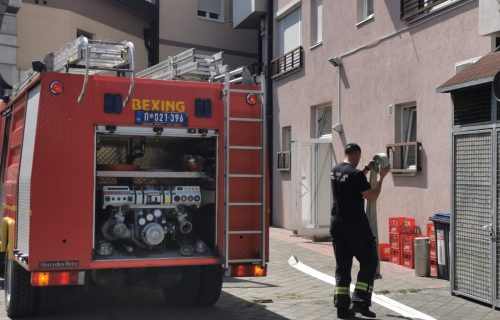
[330,143,390,319]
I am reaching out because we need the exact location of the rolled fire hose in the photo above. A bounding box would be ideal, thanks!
[366,153,389,279]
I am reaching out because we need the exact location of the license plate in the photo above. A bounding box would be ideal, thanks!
[135,111,188,126]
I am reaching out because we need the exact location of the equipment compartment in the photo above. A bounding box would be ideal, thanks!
[93,130,218,261]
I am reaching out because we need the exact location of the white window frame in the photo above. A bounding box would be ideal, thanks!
[310,0,322,47]
[401,106,417,169]
[282,126,292,152]
[197,0,224,23]
[357,0,374,25]
[315,105,332,138]
[278,126,292,171]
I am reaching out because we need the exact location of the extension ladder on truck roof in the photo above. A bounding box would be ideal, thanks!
[10,36,135,105]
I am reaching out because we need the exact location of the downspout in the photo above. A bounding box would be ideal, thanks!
[266,0,273,222]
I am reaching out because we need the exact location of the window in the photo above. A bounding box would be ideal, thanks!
[311,0,322,46]
[77,29,93,40]
[357,0,374,23]
[401,106,417,169]
[197,0,223,22]
[315,105,331,137]
[277,126,292,171]
[387,104,421,174]
[278,7,301,56]
[401,0,460,21]
[271,7,302,79]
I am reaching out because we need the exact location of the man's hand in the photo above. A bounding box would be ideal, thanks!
[365,160,375,170]
[379,165,391,178]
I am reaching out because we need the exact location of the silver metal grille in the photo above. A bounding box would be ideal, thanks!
[497,131,500,301]
[453,85,492,126]
[454,132,492,302]
[17,85,41,255]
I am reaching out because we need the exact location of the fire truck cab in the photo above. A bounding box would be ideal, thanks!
[0,37,268,317]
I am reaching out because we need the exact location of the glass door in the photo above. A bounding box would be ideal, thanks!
[291,139,333,236]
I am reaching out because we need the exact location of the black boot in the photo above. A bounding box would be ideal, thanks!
[337,308,355,319]
[350,302,376,318]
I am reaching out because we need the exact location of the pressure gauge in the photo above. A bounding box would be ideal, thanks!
[153,209,162,218]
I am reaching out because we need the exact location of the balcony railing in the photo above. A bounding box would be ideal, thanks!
[386,141,422,175]
[400,0,448,21]
[271,46,303,80]
[277,151,291,171]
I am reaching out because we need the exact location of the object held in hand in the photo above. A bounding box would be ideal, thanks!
[372,153,389,173]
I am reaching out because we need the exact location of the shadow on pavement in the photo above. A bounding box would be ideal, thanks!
[1,284,290,320]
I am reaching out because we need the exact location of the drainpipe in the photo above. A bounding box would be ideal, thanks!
[266,0,273,222]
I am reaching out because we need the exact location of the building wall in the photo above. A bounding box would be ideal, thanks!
[272,0,491,242]
[158,0,259,70]
[479,0,500,36]
[16,1,150,72]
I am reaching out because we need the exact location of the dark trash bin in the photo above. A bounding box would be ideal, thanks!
[430,213,450,280]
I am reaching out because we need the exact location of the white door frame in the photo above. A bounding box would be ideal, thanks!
[291,138,333,236]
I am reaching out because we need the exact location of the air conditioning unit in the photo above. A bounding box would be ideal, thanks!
[277,151,291,171]
[454,57,481,75]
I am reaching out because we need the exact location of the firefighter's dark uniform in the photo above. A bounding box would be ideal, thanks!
[330,162,378,310]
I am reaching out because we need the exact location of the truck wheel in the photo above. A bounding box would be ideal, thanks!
[4,251,35,317]
[35,286,61,314]
[196,264,223,305]
[162,266,200,306]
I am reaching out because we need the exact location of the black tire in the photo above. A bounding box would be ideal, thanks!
[196,264,223,305]
[162,266,200,307]
[35,286,61,315]
[4,251,35,318]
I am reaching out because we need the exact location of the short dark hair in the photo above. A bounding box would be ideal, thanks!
[344,143,361,155]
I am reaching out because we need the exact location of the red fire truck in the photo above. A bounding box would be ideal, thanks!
[0,37,268,317]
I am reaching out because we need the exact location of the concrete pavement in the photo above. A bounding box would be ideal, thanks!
[226,227,498,320]
[0,226,497,319]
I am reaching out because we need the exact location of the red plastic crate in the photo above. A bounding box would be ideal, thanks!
[402,252,414,269]
[389,217,416,234]
[389,233,400,249]
[430,248,436,260]
[389,217,400,233]
[427,223,435,241]
[379,243,390,261]
[430,259,438,277]
[401,234,422,254]
[390,248,401,264]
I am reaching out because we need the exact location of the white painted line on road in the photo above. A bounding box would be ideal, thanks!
[288,255,436,320]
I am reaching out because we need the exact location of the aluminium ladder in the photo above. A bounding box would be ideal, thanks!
[10,36,135,105]
[136,48,225,81]
[223,72,267,269]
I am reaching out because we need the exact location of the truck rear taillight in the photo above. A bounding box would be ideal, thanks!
[31,271,85,286]
[49,81,64,95]
[230,264,267,277]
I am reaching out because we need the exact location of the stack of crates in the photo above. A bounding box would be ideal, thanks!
[427,222,437,277]
[389,217,416,266]
[401,233,421,269]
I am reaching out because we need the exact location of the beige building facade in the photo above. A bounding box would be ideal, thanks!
[158,0,259,69]
[271,0,499,242]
